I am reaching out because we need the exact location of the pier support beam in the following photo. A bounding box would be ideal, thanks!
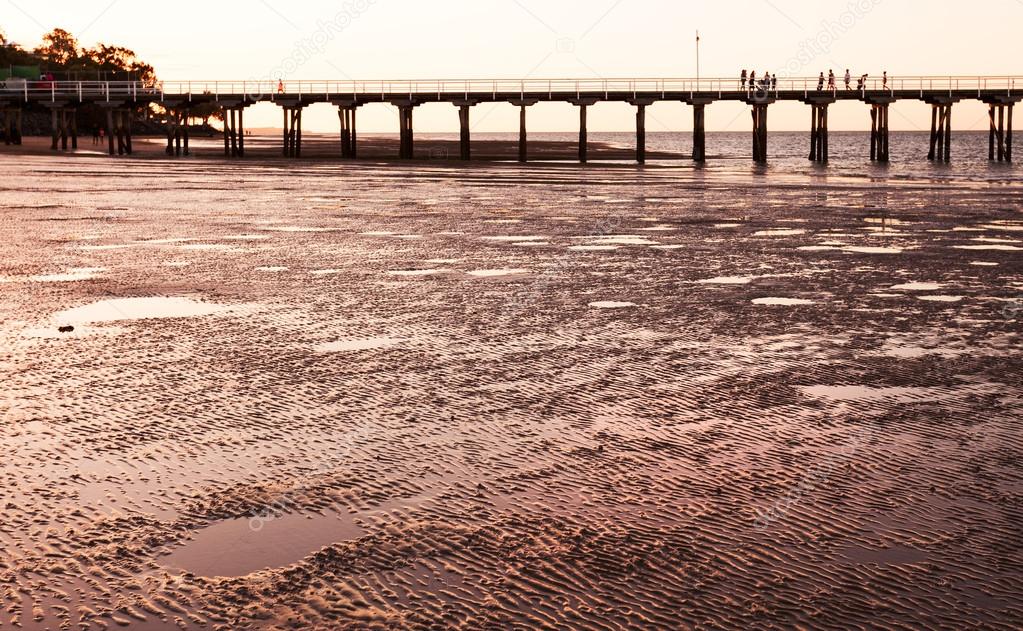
[925,100,956,163]
[984,100,1018,163]
[394,103,416,159]
[808,104,829,163]
[166,109,191,157]
[101,107,132,156]
[223,106,247,158]
[570,99,598,164]
[336,105,358,158]
[3,108,23,145]
[519,105,527,162]
[691,103,707,163]
[457,104,471,160]
[627,98,655,164]
[579,105,588,163]
[282,106,303,158]
[1010,104,1015,163]
[509,99,537,163]
[751,103,769,164]
[870,104,890,163]
[636,105,646,163]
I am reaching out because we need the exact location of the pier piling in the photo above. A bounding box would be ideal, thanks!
[337,106,358,158]
[636,104,646,163]
[984,99,1018,162]
[751,104,769,164]
[457,103,471,160]
[692,103,707,163]
[926,100,955,163]
[395,104,415,159]
[519,105,527,162]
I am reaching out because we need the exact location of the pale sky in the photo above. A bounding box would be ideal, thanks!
[4,0,1021,133]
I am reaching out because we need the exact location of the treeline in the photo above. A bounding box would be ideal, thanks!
[1,27,155,82]
[1,27,223,130]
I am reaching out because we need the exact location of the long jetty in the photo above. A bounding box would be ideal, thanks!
[1,77,1018,164]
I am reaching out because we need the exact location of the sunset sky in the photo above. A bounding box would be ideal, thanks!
[4,0,1020,133]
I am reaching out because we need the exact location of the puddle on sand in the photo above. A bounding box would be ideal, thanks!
[314,337,405,353]
[891,282,943,291]
[698,276,754,285]
[954,245,1022,251]
[261,226,331,233]
[387,269,442,277]
[161,511,365,578]
[918,295,964,303]
[651,245,685,250]
[754,229,807,237]
[256,266,289,272]
[591,236,659,245]
[970,261,998,267]
[29,268,105,282]
[844,246,903,254]
[53,297,232,324]
[467,269,529,278]
[752,297,815,306]
[426,258,460,264]
[589,301,637,309]
[569,245,619,252]
[482,236,545,242]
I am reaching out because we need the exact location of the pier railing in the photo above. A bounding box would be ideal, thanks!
[2,76,1020,103]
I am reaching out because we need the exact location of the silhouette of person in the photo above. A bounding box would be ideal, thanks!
[749,71,756,92]
[277,80,285,94]
[883,71,889,89]
[772,74,777,90]
[844,69,851,90]
[817,72,825,91]
[741,69,747,90]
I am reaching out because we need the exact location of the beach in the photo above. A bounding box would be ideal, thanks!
[1,139,1022,629]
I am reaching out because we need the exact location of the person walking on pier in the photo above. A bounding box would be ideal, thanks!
[817,72,825,92]
[845,69,852,90]
[741,69,747,90]
[771,74,778,91]
[883,71,889,89]
[277,80,285,94]
[828,70,836,92]
[748,71,755,92]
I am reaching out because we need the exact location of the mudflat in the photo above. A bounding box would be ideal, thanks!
[1,151,1022,629]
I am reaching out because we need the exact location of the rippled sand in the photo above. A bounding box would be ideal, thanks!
[1,153,1022,630]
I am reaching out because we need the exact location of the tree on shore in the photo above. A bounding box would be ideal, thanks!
[0,26,156,84]
[34,28,79,65]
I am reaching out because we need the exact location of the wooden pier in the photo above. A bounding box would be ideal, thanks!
[1,77,1018,163]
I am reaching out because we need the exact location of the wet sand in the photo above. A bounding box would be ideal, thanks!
[6,133,681,162]
[1,150,1022,629]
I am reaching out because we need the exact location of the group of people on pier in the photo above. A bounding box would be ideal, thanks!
[739,70,777,92]
[740,69,890,92]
